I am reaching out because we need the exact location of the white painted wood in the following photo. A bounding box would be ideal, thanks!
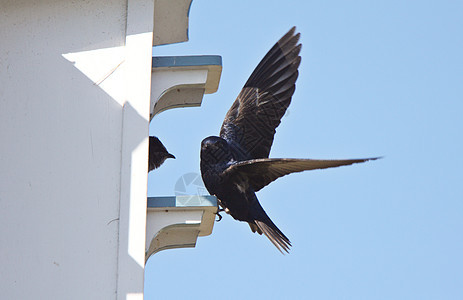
[116,0,155,299]
[150,62,222,117]
[145,196,217,260]
[153,0,193,46]
[0,1,127,299]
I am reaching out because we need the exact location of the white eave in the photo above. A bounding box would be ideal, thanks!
[153,0,193,46]
[150,55,222,119]
[145,195,218,261]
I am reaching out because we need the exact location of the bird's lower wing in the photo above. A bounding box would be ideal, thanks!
[224,157,380,192]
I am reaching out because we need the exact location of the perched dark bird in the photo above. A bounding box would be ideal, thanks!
[149,136,175,172]
[200,27,379,254]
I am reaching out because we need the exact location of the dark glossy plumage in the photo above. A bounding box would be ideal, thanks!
[200,27,379,253]
[149,136,175,172]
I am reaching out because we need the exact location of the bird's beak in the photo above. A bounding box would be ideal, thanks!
[167,153,176,159]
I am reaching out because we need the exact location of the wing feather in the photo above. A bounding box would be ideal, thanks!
[224,157,381,192]
[220,27,302,159]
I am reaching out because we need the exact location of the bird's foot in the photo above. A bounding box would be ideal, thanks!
[216,207,226,222]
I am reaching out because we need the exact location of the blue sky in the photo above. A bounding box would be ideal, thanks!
[146,1,463,299]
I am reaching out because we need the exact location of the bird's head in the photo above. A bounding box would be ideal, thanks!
[201,136,228,148]
[148,136,175,172]
[200,136,233,164]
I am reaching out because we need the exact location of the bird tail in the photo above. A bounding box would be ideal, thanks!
[253,219,291,254]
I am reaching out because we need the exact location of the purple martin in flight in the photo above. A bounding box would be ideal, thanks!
[149,136,175,172]
[200,27,379,253]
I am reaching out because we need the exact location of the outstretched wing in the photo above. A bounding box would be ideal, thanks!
[224,157,381,192]
[220,27,301,159]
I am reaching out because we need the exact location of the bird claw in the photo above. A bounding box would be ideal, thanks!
[216,207,226,222]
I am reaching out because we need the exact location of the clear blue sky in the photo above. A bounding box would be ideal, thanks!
[146,1,463,299]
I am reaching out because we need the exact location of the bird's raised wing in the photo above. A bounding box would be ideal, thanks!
[224,157,380,192]
[220,27,301,159]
